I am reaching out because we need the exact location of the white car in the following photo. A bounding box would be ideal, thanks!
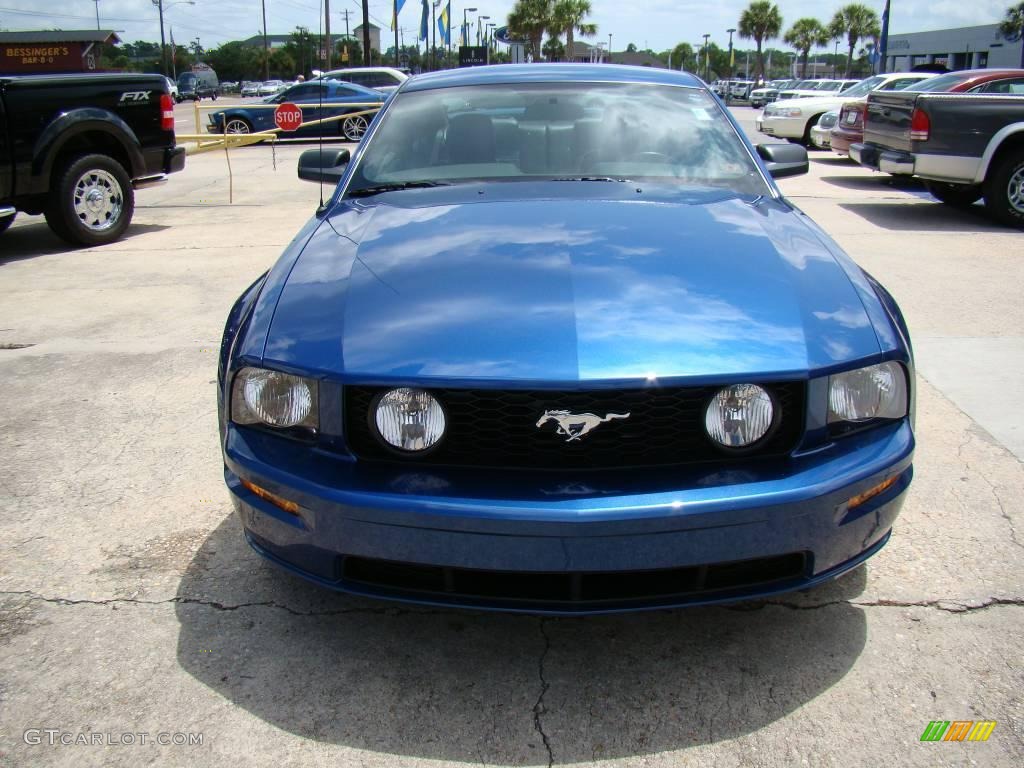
[257,80,286,96]
[809,110,840,149]
[240,81,260,97]
[757,72,939,144]
[728,80,755,100]
[317,66,409,94]
[778,79,860,100]
[750,80,797,108]
[164,76,178,101]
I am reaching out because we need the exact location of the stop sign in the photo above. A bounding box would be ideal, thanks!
[274,102,303,132]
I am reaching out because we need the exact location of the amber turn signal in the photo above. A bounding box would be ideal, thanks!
[847,475,899,509]
[241,478,300,515]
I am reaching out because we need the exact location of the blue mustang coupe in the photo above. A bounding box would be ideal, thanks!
[206,79,385,141]
[218,65,915,614]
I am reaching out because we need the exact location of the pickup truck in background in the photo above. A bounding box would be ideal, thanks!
[850,90,1024,228]
[0,72,185,246]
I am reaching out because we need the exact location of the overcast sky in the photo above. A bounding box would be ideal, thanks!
[1,1,1011,52]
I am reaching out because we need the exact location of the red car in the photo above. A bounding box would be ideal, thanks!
[830,68,1024,155]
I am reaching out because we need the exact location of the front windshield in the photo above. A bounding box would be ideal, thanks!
[838,76,884,98]
[814,81,842,91]
[347,82,769,197]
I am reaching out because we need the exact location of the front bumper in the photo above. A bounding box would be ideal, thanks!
[223,420,914,614]
[810,125,832,149]
[755,114,803,139]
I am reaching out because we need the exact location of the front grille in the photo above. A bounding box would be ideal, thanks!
[345,382,805,470]
[341,552,809,608]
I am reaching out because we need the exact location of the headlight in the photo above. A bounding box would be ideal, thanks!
[705,384,775,448]
[374,388,446,452]
[231,367,318,430]
[778,107,803,117]
[828,362,907,423]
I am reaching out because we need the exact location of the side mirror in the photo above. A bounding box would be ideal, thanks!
[297,147,351,184]
[756,142,809,178]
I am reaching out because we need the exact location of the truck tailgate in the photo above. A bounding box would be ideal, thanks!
[863,90,918,152]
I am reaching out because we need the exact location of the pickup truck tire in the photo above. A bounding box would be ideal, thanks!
[0,214,14,234]
[925,181,982,208]
[45,153,134,246]
[984,149,1024,229]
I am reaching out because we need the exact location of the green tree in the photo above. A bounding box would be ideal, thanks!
[668,42,694,70]
[508,0,553,60]
[205,41,261,82]
[999,2,1024,66]
[335,37,363,66]
[783,18,829,77]
[738,1,783,81]
[829,4,880,77]
[542,37,565,60]
[550,0,597,61]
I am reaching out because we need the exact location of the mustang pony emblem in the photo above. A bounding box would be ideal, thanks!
[535,410,631,442]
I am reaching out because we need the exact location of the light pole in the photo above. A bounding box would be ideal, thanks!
[607,33,612,63]
[702,33,710,83]
[463,7,476,49]
[94,0,100,30]
[393,0,400,67]
[833,38,839,77]
[152,0,194,78]
[486,22,495,62]
[477,15,489,46]
[432,1,439,70]
[726,27,735,105]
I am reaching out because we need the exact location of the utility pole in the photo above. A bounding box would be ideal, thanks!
[342,8,351,37]
[262,0,270,80]
[393,0,400,67]
[726,28,735,105]
[361,0,370,65]
[325,0,331,70]
[431,1,438,71]
[152,0,168,76]
[94,0,100,30]
[702,33,710,83]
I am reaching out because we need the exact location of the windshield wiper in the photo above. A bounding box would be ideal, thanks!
[550,176,631,183]
[347,181,453,197]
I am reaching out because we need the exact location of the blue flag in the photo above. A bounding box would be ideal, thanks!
[438,3,450,45]
[391,0,406,31]
[420,0,428,41]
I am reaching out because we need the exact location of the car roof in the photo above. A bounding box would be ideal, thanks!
[402,63,705,92]
[322,66,407,77]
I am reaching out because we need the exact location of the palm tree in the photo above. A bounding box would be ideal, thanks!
[550,0,597,62]
[738,2,783,81]
[508,0,553,61]
[829,4,880,77]
[783,18,829,78]
[999,2,1024,67]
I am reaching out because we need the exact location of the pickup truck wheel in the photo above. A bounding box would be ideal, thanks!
[925,181,982,208]
[45,154,134,246]
[0,213,14,234]
[984,149,1024,229]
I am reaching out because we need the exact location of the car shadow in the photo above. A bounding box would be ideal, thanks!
[175,513,870,762]
[0,221,171,264]
[838,200,1007,232]
[821,174,925,192]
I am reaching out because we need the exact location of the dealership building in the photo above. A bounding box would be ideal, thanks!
[884,24,1023,72]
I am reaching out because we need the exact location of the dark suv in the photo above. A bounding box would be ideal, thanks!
[176,72,218,102]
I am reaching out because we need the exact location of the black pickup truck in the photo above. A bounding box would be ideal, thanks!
[850,90,1024,228]
[0,72,185,246]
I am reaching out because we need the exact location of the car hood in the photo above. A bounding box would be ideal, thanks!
[773,94,849,110]
[259,189,883,384]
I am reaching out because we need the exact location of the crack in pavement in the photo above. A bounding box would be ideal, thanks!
[532,617,554,768]
[1,591,1022,617]
[956,432,1023,551]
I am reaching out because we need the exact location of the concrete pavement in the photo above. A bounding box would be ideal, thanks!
[0,122,1021,767]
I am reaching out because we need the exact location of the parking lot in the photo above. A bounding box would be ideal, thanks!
[1,109,1022,767]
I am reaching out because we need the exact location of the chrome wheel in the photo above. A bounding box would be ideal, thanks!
[225,119,251,134]
[343,115,368,141]
[1008,166,1024,215]
[72,169,123,232]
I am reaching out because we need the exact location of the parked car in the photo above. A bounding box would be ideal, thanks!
[176,71,219,101]
[207,79,385,140]
[809,110,840,149]
[851,84,1024,227]
[728,80,755,100]
[758,72,935,146]
[218,64,915,614]
[828,71,1006,156]
[778,79,859,100]
[164,76,178,101]
[0,72,184,245]
[750,79,797,108]
[317,66,409,93]
[257,80,286,96]
[240,81,261,97]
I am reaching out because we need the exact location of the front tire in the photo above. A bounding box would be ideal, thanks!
[925,181,982,208]
[983,148,1024,229]
[342,114,369,142]
[45,154,134,246]
[224,118,252,134]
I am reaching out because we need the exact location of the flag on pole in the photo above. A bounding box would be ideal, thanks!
[419,0,428,41]
[391,0,407,31]
[438,3,450,45]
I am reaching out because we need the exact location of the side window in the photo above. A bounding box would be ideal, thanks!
[347,73,368,87]
[333,85,358,97]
